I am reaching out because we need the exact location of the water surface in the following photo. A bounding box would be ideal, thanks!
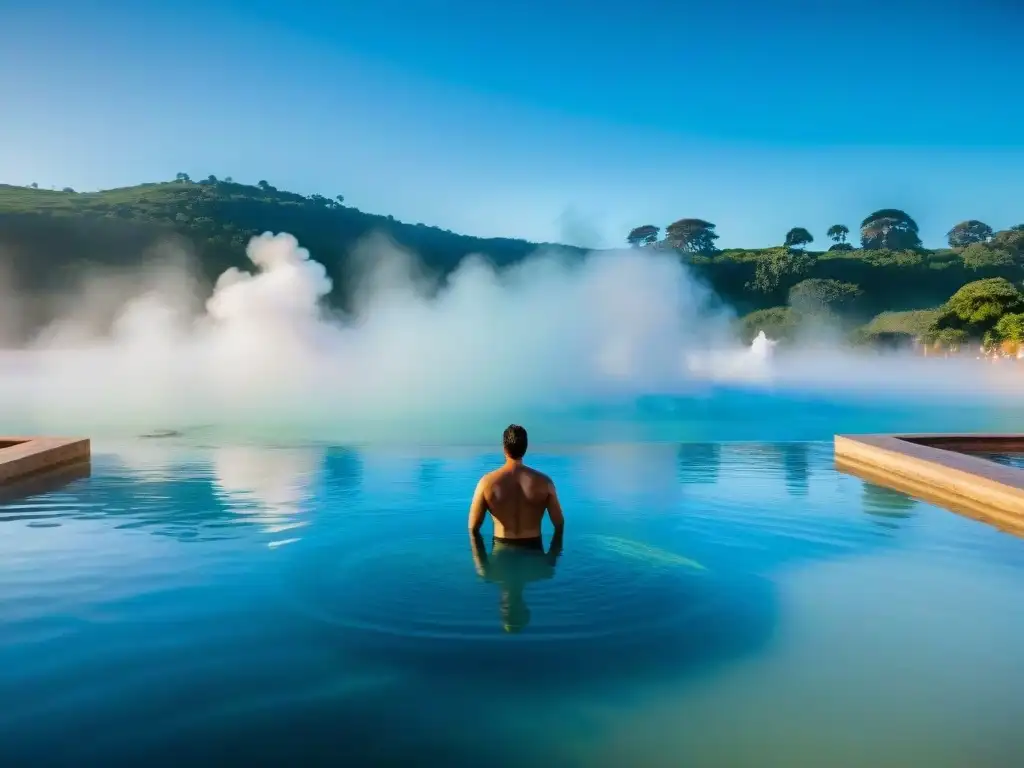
[2,440,1024,766]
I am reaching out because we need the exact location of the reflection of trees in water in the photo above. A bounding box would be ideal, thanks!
[861,482,917,529]
[676,443,720,485]
[416,458,442,492]
[776,442,810,497]
[324,447,363,498]
[725,443,811,495]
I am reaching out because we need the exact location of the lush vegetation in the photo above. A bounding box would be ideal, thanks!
[0,176,571,298]
[628,212,1024,350]
[1,177,1022,349]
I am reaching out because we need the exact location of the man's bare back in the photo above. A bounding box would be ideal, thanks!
[468,425,564,541]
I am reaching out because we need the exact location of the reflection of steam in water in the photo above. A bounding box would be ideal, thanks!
[577,444,682,502]
[861,481,917,530]
[111,440,201,482]
[212,445,326,547]
[4,442,354,547]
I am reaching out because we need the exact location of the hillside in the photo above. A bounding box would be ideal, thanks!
[1,177,1022,349]
[0,178,570,293]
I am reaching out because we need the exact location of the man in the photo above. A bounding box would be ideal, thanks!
[467,424,564,550]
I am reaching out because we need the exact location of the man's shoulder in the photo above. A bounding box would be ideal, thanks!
[477,468,500,487]
[523,465,554,486]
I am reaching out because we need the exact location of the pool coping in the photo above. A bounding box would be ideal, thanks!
[0,436,91,487]
[834,433,1024,534]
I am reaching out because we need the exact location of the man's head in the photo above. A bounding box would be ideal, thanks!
[503,424,528,461]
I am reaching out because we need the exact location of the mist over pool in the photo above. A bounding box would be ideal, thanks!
[0,232,1021,443]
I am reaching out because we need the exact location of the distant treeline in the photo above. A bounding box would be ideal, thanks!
[0,176,1021,348]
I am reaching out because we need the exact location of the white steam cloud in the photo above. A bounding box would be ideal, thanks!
[0,231,1020,441]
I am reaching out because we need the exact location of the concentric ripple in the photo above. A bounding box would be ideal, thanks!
[281,530,734,644]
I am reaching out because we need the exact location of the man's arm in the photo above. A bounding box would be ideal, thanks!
[468,477,489,534]
[546,481,564,533]
[469,530,489,578]
[545,482,565,564]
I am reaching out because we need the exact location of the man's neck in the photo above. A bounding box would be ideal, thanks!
[504,458,523,468]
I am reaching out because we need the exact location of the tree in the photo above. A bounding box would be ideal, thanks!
[947,220,993,248]
[626,224,660,247]
[257,180,271,190]
[737,307,798,343]
[991,312,1024,344]
[336,195,345,205]
[205,175,218,184]
[749,248,813,295]
[860,209,922,250]
[61,187,75,193]
[861,309,941,338]
[665,219,718,253]
[930,277,1024,339]
[30,182,37,188]
[960,243,1015,270]
[991,226,1024,259]
[784,227,814,250]
[827,224,849,244]
[175,172,191,182]
[933,328,968,350]
[788,279,863,317]
[224,176,234,183]
[828,243,854,252]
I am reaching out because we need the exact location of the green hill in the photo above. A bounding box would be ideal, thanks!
[1,177,1022,349]
[0,178,569,295]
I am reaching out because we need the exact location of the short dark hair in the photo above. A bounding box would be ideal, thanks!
[503,424,528,460]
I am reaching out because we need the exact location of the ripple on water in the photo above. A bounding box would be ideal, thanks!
[280,530,774,691]
[286,534,706,635]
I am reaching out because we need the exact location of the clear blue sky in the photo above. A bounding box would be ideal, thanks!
[1,0,1021,249]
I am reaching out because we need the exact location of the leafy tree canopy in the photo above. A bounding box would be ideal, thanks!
[665,218,718,253]
[788,278,863,316]
[947,219,993,248]
[626,224,660,247]
[737,307,798,343]
[826,224,849,244]
[931,277,1024,337]
[990,312,1024,344]
[784,227,813,249]
[992,226,1024,257]
[860,209,922,250]
[961,242,1015,270]
[748,248,813,295]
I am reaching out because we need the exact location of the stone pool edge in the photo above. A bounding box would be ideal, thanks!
[0,436,91,487]
[835,433,1024,535]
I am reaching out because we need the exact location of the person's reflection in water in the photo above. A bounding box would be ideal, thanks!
[469,529,563,633]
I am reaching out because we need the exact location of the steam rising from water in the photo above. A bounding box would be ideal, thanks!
[0,231,1019,439]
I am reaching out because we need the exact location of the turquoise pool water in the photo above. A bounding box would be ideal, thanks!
[3,436,1024,766]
